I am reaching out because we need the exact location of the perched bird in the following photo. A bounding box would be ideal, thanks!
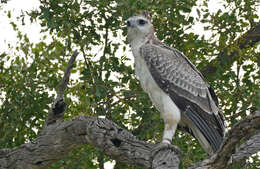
[126,11,225,155]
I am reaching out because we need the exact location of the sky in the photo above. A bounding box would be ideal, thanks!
[0,0,259,168]
[0,0,41,50]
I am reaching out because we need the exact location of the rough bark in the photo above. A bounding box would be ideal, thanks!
[0,116,180,169]
[232,131,260,162]
[0,115,259,169]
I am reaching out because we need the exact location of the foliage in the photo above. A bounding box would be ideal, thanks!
[0,0,259,168]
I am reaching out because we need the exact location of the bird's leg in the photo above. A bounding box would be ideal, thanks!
[152,120,181,157]
[160,95,180,143]
[162,122,177,144]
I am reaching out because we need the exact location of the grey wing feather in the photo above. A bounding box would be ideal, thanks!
[141,44,216,113]
[140,44,225,153]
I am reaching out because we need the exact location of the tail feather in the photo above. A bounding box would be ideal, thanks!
[184,107,223,154]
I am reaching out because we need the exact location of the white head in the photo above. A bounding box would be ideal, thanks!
[126,15,154,43]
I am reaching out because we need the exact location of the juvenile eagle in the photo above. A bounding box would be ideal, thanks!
[126,12,225,154]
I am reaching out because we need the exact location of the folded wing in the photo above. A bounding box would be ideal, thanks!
[140,44,225,154]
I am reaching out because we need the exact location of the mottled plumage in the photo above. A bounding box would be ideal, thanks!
[127,12,225,154]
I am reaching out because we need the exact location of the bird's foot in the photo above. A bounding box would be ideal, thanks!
[151,142,182,158]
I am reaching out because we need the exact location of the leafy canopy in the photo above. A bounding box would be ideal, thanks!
[0,0,259,168]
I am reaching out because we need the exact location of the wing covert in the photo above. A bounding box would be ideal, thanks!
[140,44,225,137]
[140,44,213,112]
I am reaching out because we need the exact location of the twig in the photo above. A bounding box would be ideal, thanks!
[57,50,79,98]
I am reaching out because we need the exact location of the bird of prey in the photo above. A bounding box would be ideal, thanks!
[126,11,225,155]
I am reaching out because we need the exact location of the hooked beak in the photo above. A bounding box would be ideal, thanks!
[126,19,138,44]
[126,20,136,28]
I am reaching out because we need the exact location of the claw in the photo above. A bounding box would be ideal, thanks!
[151,142,182,158]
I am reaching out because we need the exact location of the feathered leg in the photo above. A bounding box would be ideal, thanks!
[162,121,178,144]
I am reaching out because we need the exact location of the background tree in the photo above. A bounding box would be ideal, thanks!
[0,0,259,168]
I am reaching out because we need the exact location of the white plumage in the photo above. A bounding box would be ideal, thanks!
[130,27,181,144]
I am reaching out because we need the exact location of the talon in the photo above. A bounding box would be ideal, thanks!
[151,143,182,158]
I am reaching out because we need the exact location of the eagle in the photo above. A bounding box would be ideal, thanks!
[126,11,225,155]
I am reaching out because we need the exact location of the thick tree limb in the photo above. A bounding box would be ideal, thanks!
[0,115,259,169]
[0,116,180,169]
[202,24,260,78]
[232,131,260,162]
[212,115,260,168]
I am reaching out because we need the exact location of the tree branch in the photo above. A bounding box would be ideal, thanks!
[56,50,79,98]
[202,24,260,78]
[45,50,79,125]
[212,115,260,169]
[189,115,260,169]
[0,115,259,169]
[0,116,180,169]
[232,131,260,162]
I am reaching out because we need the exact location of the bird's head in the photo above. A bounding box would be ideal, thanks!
[126,12,154,43]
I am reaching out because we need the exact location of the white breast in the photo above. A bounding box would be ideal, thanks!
[131,41,181,123]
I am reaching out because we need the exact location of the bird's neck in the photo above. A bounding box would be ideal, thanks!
[130,33,156,49]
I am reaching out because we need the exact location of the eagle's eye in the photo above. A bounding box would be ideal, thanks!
[138,19,146,25]
[126,21,131,27]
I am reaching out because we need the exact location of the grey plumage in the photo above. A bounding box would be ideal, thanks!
[141,43,225,153]
[141,44,216,114]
